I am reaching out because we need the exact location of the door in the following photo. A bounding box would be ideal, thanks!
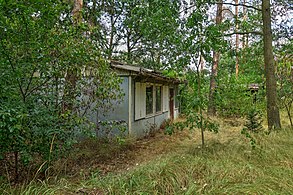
[169,88,174,120]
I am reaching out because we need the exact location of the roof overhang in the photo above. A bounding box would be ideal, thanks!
[110,61,183,84]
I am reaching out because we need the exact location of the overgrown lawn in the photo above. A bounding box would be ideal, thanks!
[1,121,293,194]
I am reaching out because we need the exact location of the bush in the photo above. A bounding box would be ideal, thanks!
[241,108,263,149]
[0,103,83,182]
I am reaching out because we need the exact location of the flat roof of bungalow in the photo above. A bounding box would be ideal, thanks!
[110,60,182,84]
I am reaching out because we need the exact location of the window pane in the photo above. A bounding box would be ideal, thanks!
[146,86,153,115]
[156,86,162,112]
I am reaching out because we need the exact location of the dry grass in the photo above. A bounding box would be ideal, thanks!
[1,115,293,194]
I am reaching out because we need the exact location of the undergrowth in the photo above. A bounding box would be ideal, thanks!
[1,126,293,194]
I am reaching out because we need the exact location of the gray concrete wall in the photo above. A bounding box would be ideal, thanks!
[174,108,180,119]
[97,76,129,137]
[130,112,169,137]
[94,75,180,139]
[129,81,173,138]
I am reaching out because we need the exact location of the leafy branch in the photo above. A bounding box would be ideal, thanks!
[219,2,262,12]
[223,31,263,36]
[180,2,261,14]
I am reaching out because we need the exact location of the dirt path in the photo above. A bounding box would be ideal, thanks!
[53,118,243,181]
[52,129,189,180]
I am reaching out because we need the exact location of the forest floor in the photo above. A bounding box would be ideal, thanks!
[52,126,191,180]
[1,116,293,194]
[52,117,243,181]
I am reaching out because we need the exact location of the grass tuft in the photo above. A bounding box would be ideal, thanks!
[1,118,293,194]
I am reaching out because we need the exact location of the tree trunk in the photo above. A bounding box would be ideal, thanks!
[242,0,248,48]
[262,0,281,130]
[108,14,114,60]
[200,55,204,71]
[127,30,132,61]
[72,0,83,24]
[14,151,19,183]
[208,0,223,116]
[235,0,239,78]
[196,58,204,147]
[62,0,83,112]
[285,103,293,128]
[242,0,248,64]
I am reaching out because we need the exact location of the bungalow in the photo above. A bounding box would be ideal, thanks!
[95,61,182,138]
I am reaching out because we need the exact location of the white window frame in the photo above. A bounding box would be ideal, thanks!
[162,85,169,112]
[135,82,146,120]
[135,82,169,120]
[155,85,163,113]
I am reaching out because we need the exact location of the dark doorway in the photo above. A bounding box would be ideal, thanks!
[169,88,174,120]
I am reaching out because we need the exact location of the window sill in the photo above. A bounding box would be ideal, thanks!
[135,111,168,121]
[145,110,169,118]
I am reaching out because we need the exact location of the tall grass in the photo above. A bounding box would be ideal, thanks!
[84,129,293,194]
[2,127,293,194]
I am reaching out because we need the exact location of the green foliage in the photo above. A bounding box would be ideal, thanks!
[241,129,257,149]
[0,107,25,161]
[216,47,266,117]
[0,0,290,185]
[164,119,177,136]
[98,120,127,142]
[167,112,219,135]
[241,108,263,149]
[180,70,210,114]
[0,0,123,182]
[183,113,219,133]
[167,70,219,143]
[243,109,263,133]
[276,47,293,128]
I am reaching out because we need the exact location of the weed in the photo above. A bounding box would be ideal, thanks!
[2,118,293,194]
[241,108,263,149]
